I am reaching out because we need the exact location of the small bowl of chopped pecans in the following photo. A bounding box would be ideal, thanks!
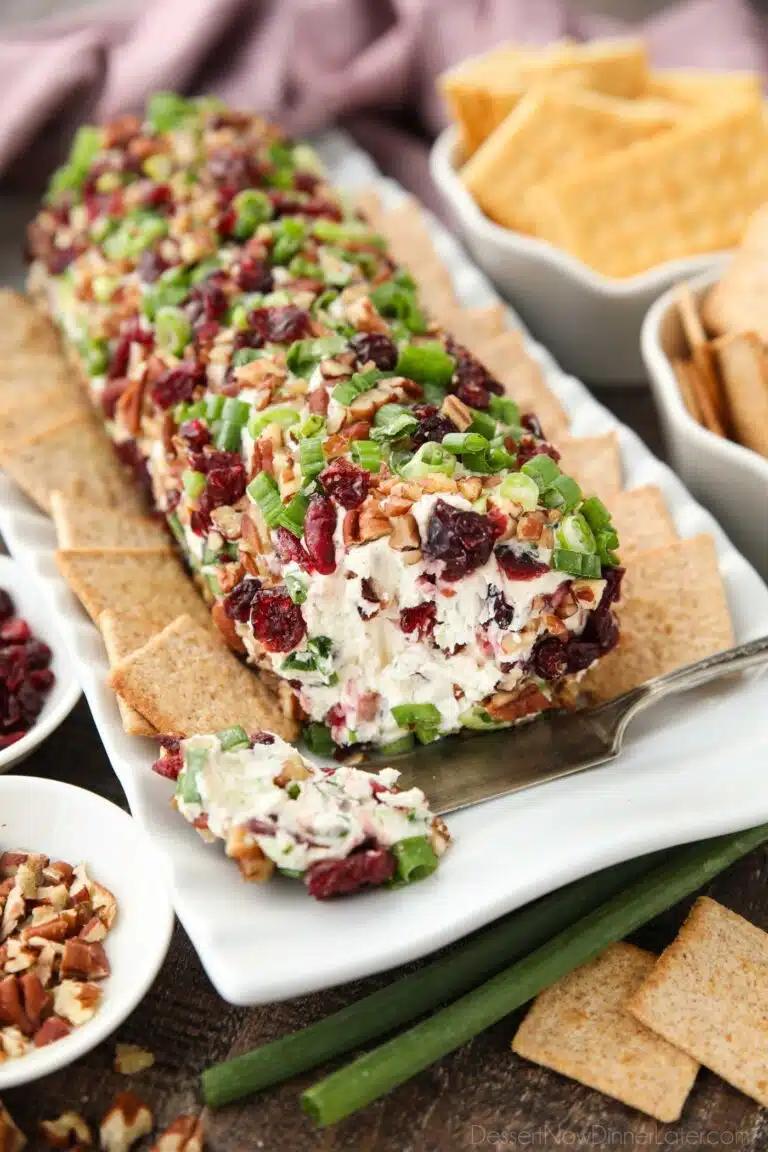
[0,554,80,771]
[0,775,174,1088]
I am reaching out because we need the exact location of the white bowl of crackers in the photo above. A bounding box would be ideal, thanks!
[431,37,767,383]
[642,210,768,578]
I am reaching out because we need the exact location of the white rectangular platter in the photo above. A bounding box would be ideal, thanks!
[1,131,767,1006]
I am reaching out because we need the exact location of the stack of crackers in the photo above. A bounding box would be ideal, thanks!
[671,206,768,458]
[513,897,768,1122]
[440,39,768,278]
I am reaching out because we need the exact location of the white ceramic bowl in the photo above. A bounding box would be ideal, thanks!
[0,553,80,772]
[430,125,728,385]
[642,267,768,579]
[0,775,174,1089]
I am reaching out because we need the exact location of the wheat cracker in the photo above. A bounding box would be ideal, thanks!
[675,283,726,429]
[375,199,458,319]
[0,290,60,354]
[702,248,768,344]
[99,611,167,737]
[557,433,622,501]
[474,331,570,440]
[672,358,702,422]
[610,486,677,555]
[51,491,168,549]
[108,614,296,741]
[513,942,699,1122]
[0,385,88,444]
[629,898,768,1108]
[711,331,768,458]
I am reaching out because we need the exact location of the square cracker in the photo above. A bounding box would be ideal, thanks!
[375,199,459,320]
[473,331,569,440]
[581,534,734,703]
[108,613,296,741]
[0,386,88,444]
[629,897,768,1108]
[711,331,768,458]
[557,433,622,501]
[0,353,79,410]
[525,103,768,278]
[99,611,167,737]
[440,304,506,355]
[609,486,677,555]
[672,358,702,423]
[702,248,768,344]
[512,942,699,1122]
[55,548,210,629]
[0,290,60,354]
[674,284,726,432]
[51,491,168,549]
[462,84,675,232]
[0,414,144,515]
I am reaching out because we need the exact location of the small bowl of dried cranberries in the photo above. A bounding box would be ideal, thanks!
[0,554,80,771]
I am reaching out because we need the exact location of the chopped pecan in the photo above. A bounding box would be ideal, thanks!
[33,1015,72,1048]
[78,916,108,944]
[114,1043,155,1075]
[35,883,70,911]
[3,938,37,974]
[0,975,31,1033]
[21,914,73,944]
[484,683,552,723]
[53,980,102,1026]
[420,473,457,494]
[1,885,26,942]
[517,511,547,542]
[401,548,423,566]
[457,477,483,502]
[61,939,110,981]
[20,972,52,1030]
[100,1094,153,1152]
[224,827,275,882]
[39,1111,92,1149]
[1,1026,31,1059]
[150,1115,204,1152]
[211,602,247,654]
[441,393,473,431]
[359,501,391,542]
[388,513,420,551]
[342,509,360,546]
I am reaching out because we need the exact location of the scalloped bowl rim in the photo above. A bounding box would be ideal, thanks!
[430,125,732,298]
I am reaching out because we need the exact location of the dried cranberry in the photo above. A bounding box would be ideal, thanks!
[0,591,14,623]
[236,259,273,293]
[531,636,569,681]
[274,526,312,571]
[487,586,514,629]
[423,499,495,582]
[320,458,370,509]
[248,305,311,345]
[0,619,30,645]
[109,319,154,380]
[294,171,320,194]
[223,578,263,623]
[269,192,342,221]
[179,419,211,452]
[564,641,601,673]
[151,363,206,410]
[143,183,172,210]
[447,340,503,409]
[24,640,51,669]
[306,847,397,899]
[189,493,213,536]
[29,668,54,691]
[207,147,262,190]
[152,752,183,780]
[206,459,246,508]
[486,506,508,540]
[521,412,543,439]
[516,437,560,469]
[0,732,24,750]
[250,732,276,746]
[249,589,306,652]
[495,548,550,580]
[399,602,437,641]
[303,495,337,575]
[158,735,181,753]
[411,405,455,447]
[17,681,42,721]
[100,380,128,420]
[186,281,227,327]
[349,332,397,371]
[360,578,378,603]
[46,246,82,275]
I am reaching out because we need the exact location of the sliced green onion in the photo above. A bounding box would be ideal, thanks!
[488,395,521,426]
[141,265,190,317]
[414,726,440,746]
[458,706,509,732]
[553,549,602,578]
[312,219,385,248]
[332,370,380,407]
[595,528,620,568]
[391,703,441,730]
[300,436,326,480]
[282,650,318,674]
[421,381,448,406]
[401,443,455,479]
[214,420,243,453]
[304,723,335,756]
[581,495,613,532]
[142,153,173,182]
[461,451,494,475]
[499,472,542,512]
[79,338,110,376]
[103,211,168,260]
[146,91,193,133]
[377,733,415,756]
[205,394,225,421]
[217,725,250,751]
[221,397,250,426]
[396,342,455,385]
[351,441,382,474]
[285,571,309,605]
[370,279,425,334]
[271,218,306,265]
[279,491,310,537]
[182,469,206,500]
[392,837,438,885]
[296,414,326,440]
[286,334,346,379]
[190,258,221,285]
[155,306,192,356]
[487,447,516,472]
[541,475,583,512]
[232,190,273,239]
[248,406,300,438]
[92,275,119,304]
[174,400,206,424]
[558,512,596,554]
[370,404,418,443]
[288,256,325,281]
[247,472,283,527]
[521,454,561,492]
[441,432,489,455]
[177,746,208,804]
[467,408,497,439]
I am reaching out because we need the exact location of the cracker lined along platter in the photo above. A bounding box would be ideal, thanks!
[0,110,766,1003]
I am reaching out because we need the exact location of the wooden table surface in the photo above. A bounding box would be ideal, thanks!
[2,385,765,1150]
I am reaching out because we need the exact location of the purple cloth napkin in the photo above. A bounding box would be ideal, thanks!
[2,0,766,204]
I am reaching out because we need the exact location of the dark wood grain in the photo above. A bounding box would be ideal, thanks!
[3,389,766,1150]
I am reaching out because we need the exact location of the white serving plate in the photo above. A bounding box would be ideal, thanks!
[642,266,768,579]
[0,553,80,772]
[0,775,174,1089]
[430,125,727,385]
[1,131,767,1007]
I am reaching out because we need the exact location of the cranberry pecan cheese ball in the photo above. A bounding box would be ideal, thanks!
[27,93,623,752]
[153,727,450,899]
